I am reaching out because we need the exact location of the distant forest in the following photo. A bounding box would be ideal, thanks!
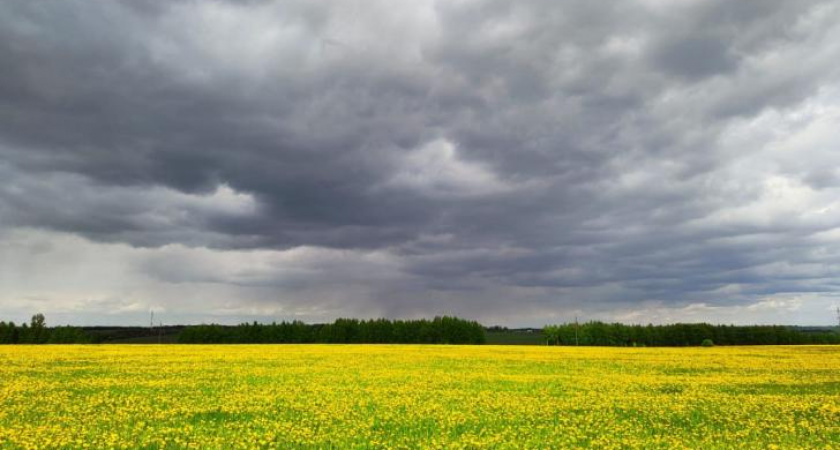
[0,315,486,345]
[2,314,839,346]
[178,317,487,344]
[543,321,840,346]
[0,314,90,344]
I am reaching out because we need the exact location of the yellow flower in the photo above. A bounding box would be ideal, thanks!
[0,344,837,449]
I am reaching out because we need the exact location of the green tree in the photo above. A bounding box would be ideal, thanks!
[0,321,18,344]
[29,313,49,344]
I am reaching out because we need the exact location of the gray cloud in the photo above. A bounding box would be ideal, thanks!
[2,0,840,326]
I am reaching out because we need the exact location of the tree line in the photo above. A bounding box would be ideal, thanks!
[5,313,838,346]
[0,314,90,344]
[178,316,487,344]
[543,321,840,347]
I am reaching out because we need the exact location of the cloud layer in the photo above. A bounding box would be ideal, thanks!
[2,0,840,326]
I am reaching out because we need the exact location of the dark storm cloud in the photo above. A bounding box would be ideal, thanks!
[2,0,840,324]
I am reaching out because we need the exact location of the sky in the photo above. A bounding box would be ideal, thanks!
[2,0,840,327]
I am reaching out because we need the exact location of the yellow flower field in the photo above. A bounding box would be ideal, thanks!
[0,345,838,449]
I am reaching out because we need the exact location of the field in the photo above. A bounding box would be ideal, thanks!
[1,345,838,449]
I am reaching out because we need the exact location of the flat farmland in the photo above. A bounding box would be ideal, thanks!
[0,345,838,449]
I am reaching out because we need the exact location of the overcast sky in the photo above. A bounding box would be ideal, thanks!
[2,0,840,327]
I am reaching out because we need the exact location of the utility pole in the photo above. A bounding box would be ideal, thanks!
[574,316,579,346]
[836,306,840,328]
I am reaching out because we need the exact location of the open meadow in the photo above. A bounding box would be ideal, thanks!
[1,345,838,449]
